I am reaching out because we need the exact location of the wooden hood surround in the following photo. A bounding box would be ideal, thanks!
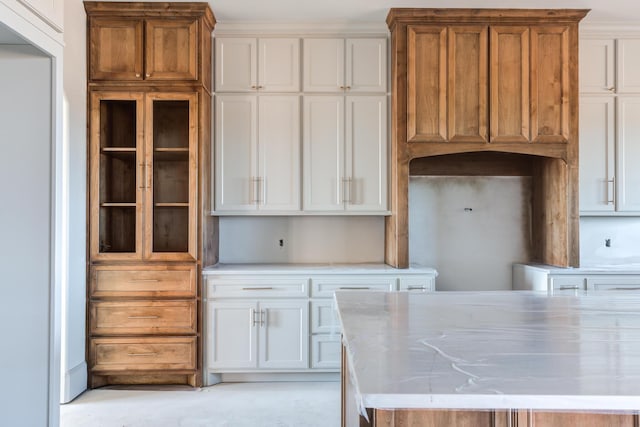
[385,8,589,269]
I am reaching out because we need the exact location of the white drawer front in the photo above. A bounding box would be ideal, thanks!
[311,300,340,334]
[310,276,396,298]
[587,276,640,292]
[311,335,341,369]
[207,277,309,298]
[549,276,586,295]
[398,276,436,292]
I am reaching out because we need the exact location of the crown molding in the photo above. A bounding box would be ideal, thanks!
[213,21,388,37]
[580,22,640,37]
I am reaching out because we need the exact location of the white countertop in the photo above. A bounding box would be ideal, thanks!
[516,262,640,274]
[203,263,437,276]
[336,291,640,412]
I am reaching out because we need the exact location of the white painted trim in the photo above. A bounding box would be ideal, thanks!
[581,22,640,38]
[213,21,388,37]
[60,361,87,404]
[0,0,63,45]
[16,0,62,33]
[206,372,339,385]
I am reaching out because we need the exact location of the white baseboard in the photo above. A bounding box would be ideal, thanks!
[206,372,339,386]
[60,361,87,403]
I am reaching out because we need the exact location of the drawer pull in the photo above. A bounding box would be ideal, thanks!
[242,287,273,291]
[128,279,160,283]
[609,287,640,291]
[127,315,160,319]
[407,285,427,290]
[127,352,157,357]
[339,287,371,290]
[559,286,580,290]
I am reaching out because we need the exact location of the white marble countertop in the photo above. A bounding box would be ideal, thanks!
[336,291,640,412]
[516,262,640,274]
[203,263,437,276]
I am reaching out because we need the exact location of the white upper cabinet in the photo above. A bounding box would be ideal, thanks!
[215,37,300,92]
[303,38,387,93]
[580,39,615,93]
[579,96,615,212]
[616,96,640,211]
[303,95,387,212]
[617,40,640,93]
[215,95,300,212]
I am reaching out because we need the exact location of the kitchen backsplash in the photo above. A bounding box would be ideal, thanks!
[580,217,640,266]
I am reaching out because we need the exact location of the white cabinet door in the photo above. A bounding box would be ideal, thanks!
[208,301,258,369]
[215,95,258,211]
[303,38,345,92]
[258,300,309,369]
[258,96,301,211]
[303,96,345,211]
[346,38,387,93]
[579,96,615,212]
[258,38,300,92]
[345,96,387,212]
[215,38,257,92]
[580,39,615,93]
[617,40,640,93]
[617,97,640,212]
[311,335,341,369]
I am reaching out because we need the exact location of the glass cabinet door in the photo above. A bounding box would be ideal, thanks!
[89,92,144,260]
[144,93,198,261]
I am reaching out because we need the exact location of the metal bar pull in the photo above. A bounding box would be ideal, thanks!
[242,287,274,291]
[145,162,152,189]
[407,285,427,291]
[609,287,640,291]
[260,310,266,327]
[251,177,259,204]
[559,286,580,291]
[258,177,264,205]
[251,308,259,327]
[128,279,159,283]
[341,178,349,204]
[347,177,353,204]
[138,163,145,189]
[127,352,157,357]
[607,178,615,205]
[339,287,371,290]
[127,315,160,319]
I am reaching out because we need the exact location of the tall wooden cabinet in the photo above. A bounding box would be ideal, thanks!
[85,2,216,388]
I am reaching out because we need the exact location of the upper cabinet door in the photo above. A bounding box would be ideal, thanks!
[580,39,615,93]
[215,38,257,92]
[303,38,345,92]
[490,26,530,143]
[89,18,144,81]
[448,26,488,143]
[345,38,387,93]
[530,26,570,143]
[617,40,640,93]
[145,19,198,81]
[258,38,300,92]
[406,25,447,143]
[616,96,640,212]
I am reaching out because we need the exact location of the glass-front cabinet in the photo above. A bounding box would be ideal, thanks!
[89,91,197,262]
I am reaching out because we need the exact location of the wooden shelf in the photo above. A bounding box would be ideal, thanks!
[155,203,189,207]
[101,203,136,207]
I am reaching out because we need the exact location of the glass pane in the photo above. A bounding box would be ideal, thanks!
[154,151,189,204]
[153,100,189,149]
[153,207,189,252]
[100,100,136,149]
[99,206,136,252]
[100,151,136,203]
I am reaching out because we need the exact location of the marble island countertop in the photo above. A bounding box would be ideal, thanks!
[516,262,640,274]
[335,291,640,412]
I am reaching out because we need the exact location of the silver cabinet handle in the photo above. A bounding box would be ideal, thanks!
[251,308,259,327]
[606,86,616,92]
[127,315,160,319]
[138,162,146,189]
[407,285,428,291]
[260,310,266,327]
[609,287,640,291]
[341,178,352,204]
[339,287,371,290]
[128,279,159,283]
[607,178,615,205]
[128,352,157,357]
[251,177,260,204]
[559,286,580,290]
[242,287,273,291]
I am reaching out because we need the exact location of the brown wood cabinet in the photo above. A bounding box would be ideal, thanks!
[85,1,216,388]
[385,9,588,269]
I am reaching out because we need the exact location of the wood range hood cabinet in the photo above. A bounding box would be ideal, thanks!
[385,8,589,269]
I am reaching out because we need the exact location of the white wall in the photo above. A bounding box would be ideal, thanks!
[60,0,86,403]
[219,216,384,263]
[0,44,54,427]
[580,217,640,266]
[409,176,532,291]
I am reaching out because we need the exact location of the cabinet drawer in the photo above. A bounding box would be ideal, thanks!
[398,276,436,292]
[311,276,396,298]
[90,337,196,371]
[310,300,340,334]
[549,276,586,295]
[311,335,341,369]
[91,265,196,298]
[207,277,309,298]
[587,276,640,292]
[90,301,196,335]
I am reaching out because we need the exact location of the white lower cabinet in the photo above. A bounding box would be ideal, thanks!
[586,276,640,291]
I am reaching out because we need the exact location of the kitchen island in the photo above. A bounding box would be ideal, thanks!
[336,291,640,426]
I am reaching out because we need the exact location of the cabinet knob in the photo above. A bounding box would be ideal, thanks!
[135,73,141,78]
[607,87,616,92]
[345,86,351,91]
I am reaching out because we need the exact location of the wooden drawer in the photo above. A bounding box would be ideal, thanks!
[311,276,396,298]
[207,277,309,298]
[90,301,196,335]
[91,265,196,298]
[90,337,196,371]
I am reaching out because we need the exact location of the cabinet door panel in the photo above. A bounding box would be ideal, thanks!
[617,97,640,211]
[207,301,257,369]
[345,96,387,212]
[531,26,570,143]
[303,96,345,211]
[259,38,300,92]
[407,25,447,142]
[579,96,615,212]
[215,38,257,92]
[448,26,488,143]
[303,38,344,92]
[145,19,198,81]
[89,18,143,81]
[617,39,640,93]
[258,301,309,369]
[580,39,615,93]
[215,95,258,211]
[490,26,529,143]
[311,335,341,369]
[346,38,386,93]
[258,96,301,211]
